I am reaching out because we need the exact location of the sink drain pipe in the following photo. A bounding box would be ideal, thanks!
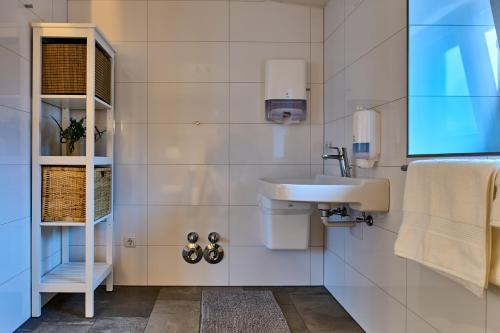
[318,204,373,228]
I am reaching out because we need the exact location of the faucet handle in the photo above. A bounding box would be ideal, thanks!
[325,144,342,153]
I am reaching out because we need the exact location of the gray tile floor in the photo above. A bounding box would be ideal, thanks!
[16,286,363,333]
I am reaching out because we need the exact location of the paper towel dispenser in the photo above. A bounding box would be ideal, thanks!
[264,59,307,124]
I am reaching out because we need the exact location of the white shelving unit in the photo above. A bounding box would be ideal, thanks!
[31,23,115,318]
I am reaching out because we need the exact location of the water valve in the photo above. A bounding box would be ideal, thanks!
[182,232,203,264]
[203,232,224,264]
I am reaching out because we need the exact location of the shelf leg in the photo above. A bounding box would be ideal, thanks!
[105,218,113,292]
[85,290,94,318]
[106,271,114,292]
[32,291,42,317]
[61,226,69,263]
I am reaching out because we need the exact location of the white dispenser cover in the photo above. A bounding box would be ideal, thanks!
[264,59,307,124]
[353,109,381,168]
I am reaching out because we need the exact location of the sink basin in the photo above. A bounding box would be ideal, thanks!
[258,175,390,212]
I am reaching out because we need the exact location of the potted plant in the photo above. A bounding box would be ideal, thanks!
[51,116,105,156]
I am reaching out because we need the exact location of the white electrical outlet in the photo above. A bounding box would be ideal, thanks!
[124,237,136,248]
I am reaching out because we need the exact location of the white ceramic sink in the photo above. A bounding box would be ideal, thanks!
[258,175,390,212]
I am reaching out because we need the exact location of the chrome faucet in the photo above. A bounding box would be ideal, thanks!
[322,145,351,177]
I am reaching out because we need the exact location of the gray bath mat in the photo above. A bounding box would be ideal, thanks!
[200,290,291,333]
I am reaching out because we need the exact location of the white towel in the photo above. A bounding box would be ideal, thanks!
[394,159,498,296]
[488,171,500,285]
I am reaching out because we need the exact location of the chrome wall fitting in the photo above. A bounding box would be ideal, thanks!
[203,232,224,264]
[187,231,199,244]
[207,232,220,244]
[182,232,203,264]
[319,209,374,228]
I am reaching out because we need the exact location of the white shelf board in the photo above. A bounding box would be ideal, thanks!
[41,95,112,110]
[39,262,112,293]
[39,213,111,227]
[94,156,113,165]
[41,222,85,227]
[94,213,111,225]
[39,156,113,166]
[40,156,86,165]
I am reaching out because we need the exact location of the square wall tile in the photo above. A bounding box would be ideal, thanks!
[148,42,228,83]
[148,165,229,205]
[375,98,407,167]
[345,226,406,304]
[324,71,345,122]
[148,1,228,42]
[68,1,147,42]
[0,269,30,333]
[229,83,266,123]
[148,246,228,285]
[311,43,324,84]
[311,124,324,164]
[229,246,311,286]
[0,49,30,112]
[311,7,324,43]
[487,286,500,333]
[344,265,406,333]
[149,83,229,124]
[0,106,31,164]
[229,164,310,205]
[229,206,262,246]
[230,42,309,82]
[115,83,147,123]
[115,123,148,164]
[325,226,345,259]
[324,0,344,40]
[0,165,30,225]
[311,247,324,285]
[324,25,344,82]
[345,0,406,66]
[114,205,148,246]
[148,206,228,246]
[324,249,347,306]
[230,1,310,42]
[310,84,324,124]
[407,261,486,333]
[115,165,148,205]
[113,42,148,83]
[148,124,228,164]
[345,30,407,112]
[0,0,38,60]
[0,218,30,284]
[114,245,148,286]
[229,124,310,164]
[407,310,440,333]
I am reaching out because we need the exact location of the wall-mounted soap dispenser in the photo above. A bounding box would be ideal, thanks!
[353,107,381,168]
[264,59,307,124]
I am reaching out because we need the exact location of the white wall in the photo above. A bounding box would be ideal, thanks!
[0,1,67,332]
[323,0,500,332]
[67,0,325,286]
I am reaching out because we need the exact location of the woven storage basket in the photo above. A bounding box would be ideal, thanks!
[41,166,112,222]
[41,38,112,104]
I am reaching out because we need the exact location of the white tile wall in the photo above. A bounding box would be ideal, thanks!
[0,1,67,331]
[68,0,323,287]
[149,83,229,124]
[323,1,500,332]
[148,1,229,42]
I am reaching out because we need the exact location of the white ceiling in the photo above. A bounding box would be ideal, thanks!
[271,0,328,8]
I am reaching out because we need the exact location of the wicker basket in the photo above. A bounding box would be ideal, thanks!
[41,166,112,222]
[41,38,112,104]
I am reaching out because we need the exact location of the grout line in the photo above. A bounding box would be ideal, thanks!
[146,0,150,287]
[345,26,406,70]
[0,267,30,289]
[227,0,231,286]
